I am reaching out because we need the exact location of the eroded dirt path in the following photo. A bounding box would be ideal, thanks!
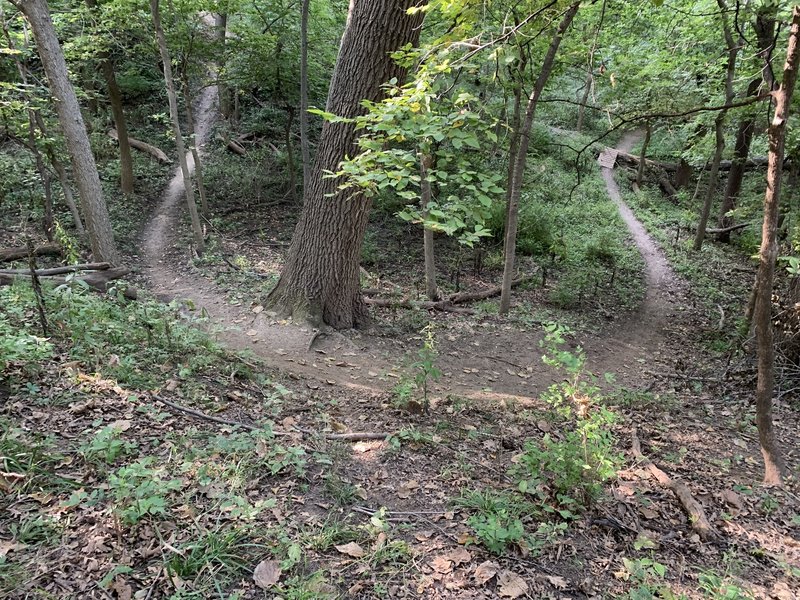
[141,113,686,400]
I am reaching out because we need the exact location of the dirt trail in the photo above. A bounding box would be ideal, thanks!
[583,131,686,380]
[141,110,684,399]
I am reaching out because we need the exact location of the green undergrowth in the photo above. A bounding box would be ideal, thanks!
[483,125,646,311]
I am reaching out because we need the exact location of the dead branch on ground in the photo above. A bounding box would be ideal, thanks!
[631,428,717,541]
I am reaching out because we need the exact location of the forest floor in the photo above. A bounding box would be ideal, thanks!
[126,85,800,598]
[2,88,799,599]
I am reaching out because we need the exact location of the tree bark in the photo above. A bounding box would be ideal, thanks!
[693,1,739,252]
[752,6,800,487]
[499,2,580,314]
[299,0,311,190]
[150,0,205,253]
[12,0,119,264]
[420,153,439,301]
[636,120,651,188]
[265,0,423,328]
[717,8,776,243]
[181,72,210,218]
[84,0,134,197]
[214,11,231,119]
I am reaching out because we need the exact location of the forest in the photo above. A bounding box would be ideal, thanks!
[1,0,799,597]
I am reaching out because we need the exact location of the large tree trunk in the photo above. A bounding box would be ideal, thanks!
[499,2,580,314]
[299,0,311,190]
[150,0,205,253]
[752,6,800,487]
[265,0,423,328]
[12,0,119,263]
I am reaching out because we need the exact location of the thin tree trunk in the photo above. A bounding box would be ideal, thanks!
[151,0,204,253]
[85,0,134,196]
[636,120,651,187]
[265,0,423,328]
[576,70,592,133]
[499,2,580,314]
[214,11,230,119]
[694,0,739,252]
[11,0,119,263]
[752,6,800,487]
[693,113,726,250]
[420,153,438,301]
[717,114,757,243]
[28,114,54,240]
[285,106,297,202]
[101,61,134,196]
[30,112,85,236]
[181,73,209,218]
[299,0,311,190]
[505,47,527,205]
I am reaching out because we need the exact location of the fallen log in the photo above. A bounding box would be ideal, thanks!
[0,267,137,299]
[631,428,716,541]
[364,297,475,314]
[705,223,749,235]
[0,243,61,263]
[0,262,109,276]
[615,150,778,173]
[364,275,536,313]
[108,129,171,164]
[227,139,247,155]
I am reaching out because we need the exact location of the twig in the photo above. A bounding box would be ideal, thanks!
[631,428,717,541]
[644,370,720,383]
[152,393,264,432]
[0,262,110,276]
[153,395,391,441]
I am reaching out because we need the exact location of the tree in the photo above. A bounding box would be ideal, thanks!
[10,0,120,264]
[265,0,423,328]
[299,0,311,190]
[150,0,205,253]
[752,5,800,487]
[85,0,135,197]
[693,0,740,251]
[499,2,580,314]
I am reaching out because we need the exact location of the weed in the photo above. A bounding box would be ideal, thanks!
[514,323,621,507]
[392,324,442,412]
[165,529,250,582]
[107,457,183,526]
[616,557,680,599]
[323,474,358,507]
[80,424,138,466]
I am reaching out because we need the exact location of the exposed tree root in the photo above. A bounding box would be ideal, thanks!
[631,428,717,541]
